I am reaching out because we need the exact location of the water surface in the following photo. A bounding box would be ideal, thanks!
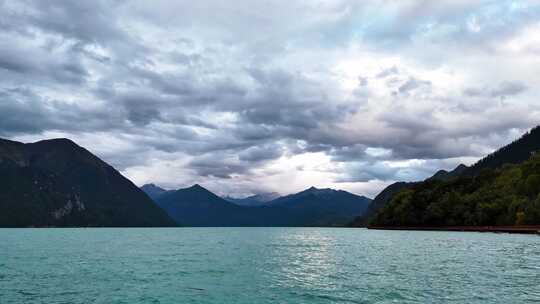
[1,228,539,303]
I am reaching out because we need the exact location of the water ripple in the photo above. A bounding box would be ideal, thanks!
[0,228,539,304]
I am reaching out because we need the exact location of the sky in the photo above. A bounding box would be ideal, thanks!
[1,0,540,198]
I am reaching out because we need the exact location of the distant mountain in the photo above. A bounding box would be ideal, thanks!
[153,184,371,227]
[225,192,281,207]
[267,186,372,226]
[154,184,278,226]
[0,138,176,227]
[141,183,173,200]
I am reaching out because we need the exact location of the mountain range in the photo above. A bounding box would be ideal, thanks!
[142,184,371,227]
[0,138,176,227]
[3,125,539,228]
[0,136,371,228]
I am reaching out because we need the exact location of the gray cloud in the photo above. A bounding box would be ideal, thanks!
[335,157,469,184]
[335,162,400,183]
[188,155,249,179]
[1,0,539,196]
[0,88,124,136]
[238,145,283,162]
[398,77,432,94]
[489,81,528,98]
[17,1,126,45]
[0,44,89,85]
[464,81,528,99]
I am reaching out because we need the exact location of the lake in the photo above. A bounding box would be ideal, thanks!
[1,228,539,303]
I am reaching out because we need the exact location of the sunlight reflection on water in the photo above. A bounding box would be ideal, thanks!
[1,228,539,304]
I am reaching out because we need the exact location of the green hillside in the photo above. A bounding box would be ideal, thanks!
[371,153,540,227]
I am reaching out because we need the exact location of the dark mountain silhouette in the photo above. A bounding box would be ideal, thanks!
[268,187,371,226]
[349,182,414,227]
[349,164,466,227]
[0,138,176,227]
[429,164,468,181]
[225,192,281,207]
[153,184,371,227]
[154,184,285,226]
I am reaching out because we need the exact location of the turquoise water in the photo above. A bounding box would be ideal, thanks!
[1,228,539,304]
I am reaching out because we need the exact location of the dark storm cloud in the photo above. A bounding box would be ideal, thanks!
[335,162,399,183]
[230,68,358,140]
[130,68,198,98]
[188,155,249,179]
[185,143,284,179]
[238,145,283,162]
[329,144,369,162]
[0,51,33,73]
[0,44,89,85]
[118,95,164,126]
[370,108,532,160]
[0,88,125,136]
[0,93,52,135]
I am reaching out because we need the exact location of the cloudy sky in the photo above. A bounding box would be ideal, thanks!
[1,0,540,197]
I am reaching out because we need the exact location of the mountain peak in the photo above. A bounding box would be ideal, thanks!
[141,183,164,191]
[0,137,176,227]
[140,183,174,201]
[34,138,79,148]
[182,184,214,194]
[455,164,468,170]
[190,184,205,190]
[303,186,337,194]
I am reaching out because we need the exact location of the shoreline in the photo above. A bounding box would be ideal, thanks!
[367,225,540,234]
